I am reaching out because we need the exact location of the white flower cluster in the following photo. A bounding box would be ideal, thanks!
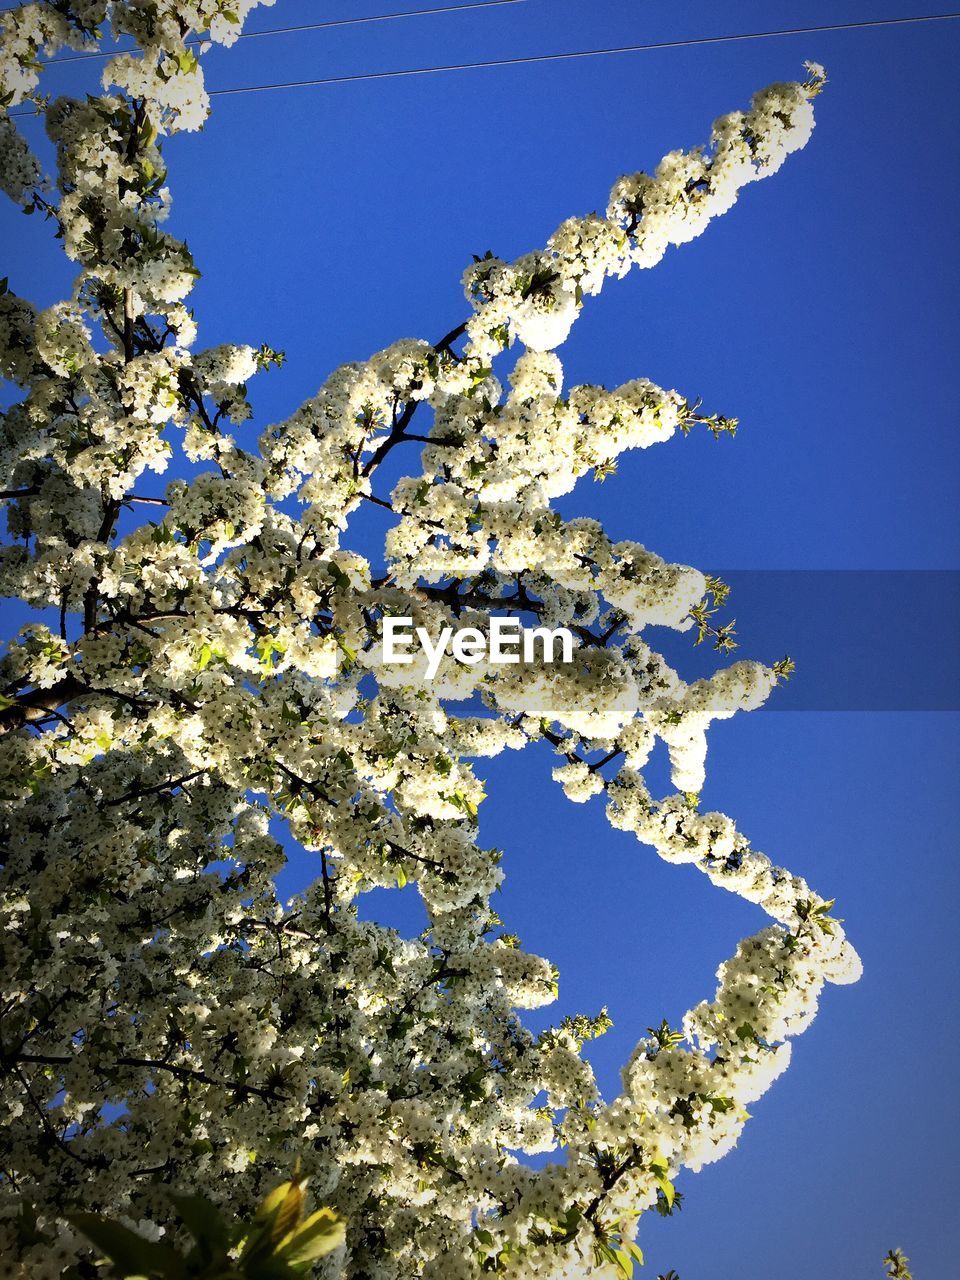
[461,62,825,357]
[0,283,37,383]
[0,12,851,1278]
[0,112,39,203]
[0,3,101,106]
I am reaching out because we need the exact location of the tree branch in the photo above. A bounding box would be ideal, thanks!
[12,1052,286,1103]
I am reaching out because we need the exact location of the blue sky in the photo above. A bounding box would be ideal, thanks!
[4,2,960,1277]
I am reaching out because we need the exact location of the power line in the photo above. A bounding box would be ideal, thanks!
[36,0,528,66]
[8,11,960,116]
[204,11,960,98]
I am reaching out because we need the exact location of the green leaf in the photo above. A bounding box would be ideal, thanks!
[335,636,358,668]
[254,1178,305,1245]
[613,1247,634,1277]
[257,636,285,668]
[448,786,484,818]
[67,1214,185,1279]
[241,1178,307,1264]
[275,1208,345,1264]
[167,1192,232,1254]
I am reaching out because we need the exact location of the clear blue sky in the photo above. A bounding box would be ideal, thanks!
[4,3,960,1277]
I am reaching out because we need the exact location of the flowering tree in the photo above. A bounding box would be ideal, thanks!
[0,5,862,1278]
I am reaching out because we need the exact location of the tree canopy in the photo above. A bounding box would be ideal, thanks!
[0,5,860,1277]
